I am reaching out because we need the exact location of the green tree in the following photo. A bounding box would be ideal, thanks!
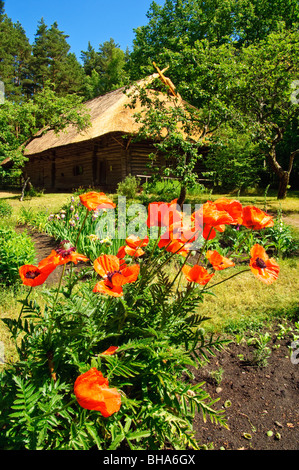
[82,38,128,99]
[30,19,84,95]
[127,71,210,205]
[0,6,31,101]
[227,31,299,199]
[128,0,299,83]
[0,87,90,179]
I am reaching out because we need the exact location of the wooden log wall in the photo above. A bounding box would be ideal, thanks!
[24,132,208,191]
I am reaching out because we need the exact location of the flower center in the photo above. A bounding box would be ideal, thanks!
[106,270,122,283]
[255,257,267,269]
[56,240,76,258]
[25,270,40,279]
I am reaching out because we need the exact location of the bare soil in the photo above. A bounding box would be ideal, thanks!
[17,225,299,451]
[193,329,299,450]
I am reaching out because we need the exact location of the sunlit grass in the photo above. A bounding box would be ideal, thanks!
[197,257,299,332]
[0,191,72,225]
[186,190,299,215]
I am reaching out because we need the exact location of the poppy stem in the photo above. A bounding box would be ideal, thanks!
[75,209,89,248]
[203,269,250,290]
[117,298,128,334]
[52,264,66,314]
[169,251,191,291]
[147,226,162,266]
[196,225,213,264]
[31,399,77,421]
[17,286,33,325]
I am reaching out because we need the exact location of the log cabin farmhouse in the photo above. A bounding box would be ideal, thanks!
[22,72,206,192]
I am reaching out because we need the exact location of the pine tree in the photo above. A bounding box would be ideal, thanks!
[81,38,128,99]
[29,19,84,96]
[0,4,31,101]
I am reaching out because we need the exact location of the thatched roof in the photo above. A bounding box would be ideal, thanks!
[23,72,186,157]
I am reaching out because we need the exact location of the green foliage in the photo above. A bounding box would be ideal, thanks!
[82,39,129,100]
[0,259,228,450]
[44,194,123,261]
[209,214,297,259]
[117,174,141,199]
[0,86,90,175]
[0,199,12,218]
[28,18,85,96]
[0,228,36,284]
[206,127,264,190]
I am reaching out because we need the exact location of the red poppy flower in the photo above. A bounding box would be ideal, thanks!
[116,245,145,258]
[126,235,149,249]
[241,206,274,230]
[249,244,279,284]
[102,346,119,355]
[74,367,121,417]
[79,191,116,211]
[182,264,214,285]
[214,198,243,225]
[192,201,234,240]
[206,250,235,270]
[93,254,140,296]
[19,264,55,287]
[147,199,181,228]
[116,235,149,259]
[158,238,189,257]
[165,219,199,244]
[38,241,89,268]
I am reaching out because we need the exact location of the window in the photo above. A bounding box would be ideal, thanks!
[73,165,83,176]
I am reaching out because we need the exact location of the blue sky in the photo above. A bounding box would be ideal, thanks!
[4,0,165,60]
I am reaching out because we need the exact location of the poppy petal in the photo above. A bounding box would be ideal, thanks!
[74,368,121,417]
[206,250,235,270]
[19,264,54,287]
[94,255,120,277]
[79,192,116,211]
[93,280,123,297]
[182,264,214,285]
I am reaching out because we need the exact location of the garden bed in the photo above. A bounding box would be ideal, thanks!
[14,224,299,450]
[193,325,299,450]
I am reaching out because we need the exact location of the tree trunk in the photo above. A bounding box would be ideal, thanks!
[277,171,290,200]
[177,184,186,207]
[266,141,297,200]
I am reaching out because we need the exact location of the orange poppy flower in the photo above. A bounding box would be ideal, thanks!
[158,238,189,257]
[126,234,149,249]
[74,367,121,417]
[38,241,89,268]
[241,206,274,230]
[116,245,145,258]
[192,201,234,240]
[19,264,55,287]
[182,264,214,285]
[102,346,119,355]
[206,250,235,271]
[93,254,140,296]
[79,191,116,211]
[202,201,235,226]
[147,199,181,228]
[116,235,149,259]
[214,198,243,225]
[164,219,199,244]
[249,244,279,284]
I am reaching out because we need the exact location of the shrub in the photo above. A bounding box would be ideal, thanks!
[117,174,140,199]
[0,228,36,284]
[0,200,13,218]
